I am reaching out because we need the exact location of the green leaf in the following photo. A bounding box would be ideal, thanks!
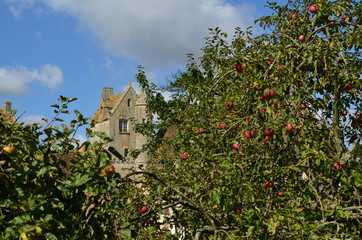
[37,166,58,177]
[19,225,35,233]
[72,175,91,186]
[45,232,58,240]
[247,225,255,236]
[120,229,132,238]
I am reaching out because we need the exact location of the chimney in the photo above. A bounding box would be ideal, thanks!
[3,101,12,115]
[102,87,113,100]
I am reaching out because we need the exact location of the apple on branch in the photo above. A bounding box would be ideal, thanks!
[264,181,274,188]
[224,102,234,110]
[244,130,255,139]
[298,35,305,42]
[179,152,189,160]
[138,206,149,214]
[308,5,319,13]
[2,145,16,155]
[232,143,240,150]
[285,123,293,131]
[235,62,245,73]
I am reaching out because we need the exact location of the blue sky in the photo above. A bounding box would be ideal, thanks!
[0,0,284,141]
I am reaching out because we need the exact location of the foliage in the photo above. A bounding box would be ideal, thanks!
[134,0,362,239]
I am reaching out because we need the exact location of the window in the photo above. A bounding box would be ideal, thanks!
[119,119,128,132]
[127,99,131,107]
[124,148,129,157]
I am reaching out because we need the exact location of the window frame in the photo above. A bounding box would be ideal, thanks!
[119,119,128,132]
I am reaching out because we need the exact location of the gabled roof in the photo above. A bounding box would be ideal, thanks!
[93,84,140,123]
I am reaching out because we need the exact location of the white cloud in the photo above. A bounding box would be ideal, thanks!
[0,64,63,95]
[21,114,47,125]
[6,0,257,69]
[74,133,88,144]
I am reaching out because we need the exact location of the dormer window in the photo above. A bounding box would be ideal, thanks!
[127,99,131,107]
[119,119,128,132]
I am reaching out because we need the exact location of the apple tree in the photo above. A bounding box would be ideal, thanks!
[132,0,362,239]
[0,96,172,239]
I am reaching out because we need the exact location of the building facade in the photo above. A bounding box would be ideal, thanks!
[91,82,149,170]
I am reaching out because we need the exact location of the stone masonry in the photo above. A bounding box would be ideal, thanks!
[91,82,149,175]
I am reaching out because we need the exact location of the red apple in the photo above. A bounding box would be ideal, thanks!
[138,206,149,213]
[232,143,240,150]
[308,5,319,13]
[350,135,358,141]
[333,162,341,170]
[244,130,255,139]
[301,103,307,109]
[264,181,273,188]
[246,118,252,124]
[263,136,271,142]
[235,62,245,73]
[277,192,284,197]
[225,102,234,110]
[263,128,274,136]
[249,130,256,138]
[269,89,276,98]
[285,123,293,131]
[243,131,250,138]
[298,35,305,42]
[342,110,348,116]
[351,121,358,128]
[253,190,260,195]
[179,152,189,160]
[342,83,353,91]
[261,108,266,113]
[341,15,347,22]
[266,61,273,66]
[278,65,284,71]
[218,123,226,129]
[109,164,115,173]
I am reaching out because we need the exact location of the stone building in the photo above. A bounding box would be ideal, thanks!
[91,82,149,173]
